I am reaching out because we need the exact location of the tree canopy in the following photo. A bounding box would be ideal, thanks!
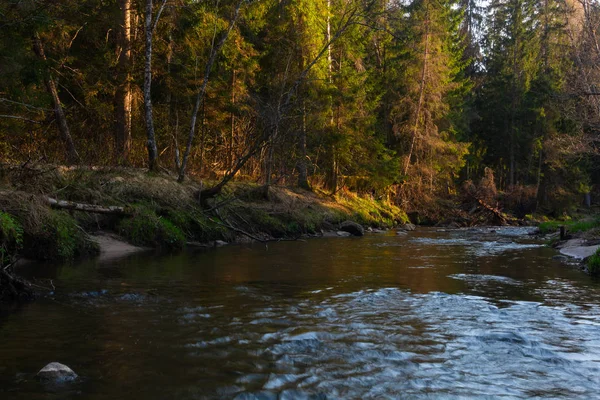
[1,0,598,214]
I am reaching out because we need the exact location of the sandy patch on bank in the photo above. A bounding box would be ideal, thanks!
[558,238,600,260]
[91,232,148,261]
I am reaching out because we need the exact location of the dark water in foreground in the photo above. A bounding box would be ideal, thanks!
[1,227,600,399]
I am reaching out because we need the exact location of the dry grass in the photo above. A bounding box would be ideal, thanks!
[1,165,199,209]
[0,191,50,234]
[0,164,405,255]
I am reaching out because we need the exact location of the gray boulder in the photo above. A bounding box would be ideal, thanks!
[339,221,365,237]
[336,231,352,237]
[399,223,416,231]
[37,362,77,382]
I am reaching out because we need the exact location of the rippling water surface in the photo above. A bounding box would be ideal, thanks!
[1,227,600,399]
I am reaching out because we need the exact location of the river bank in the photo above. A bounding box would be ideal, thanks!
[534,213,600,276]
[0,166,407,298]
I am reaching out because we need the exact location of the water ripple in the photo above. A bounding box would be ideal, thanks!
[179,287,600,399]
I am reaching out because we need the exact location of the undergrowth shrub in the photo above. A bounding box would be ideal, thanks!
[0,212,23,266]
[24,210,98,260]
[117,208,185,250]
[501,185,537,218]
[587,248,600,276]
[538,218,600,235]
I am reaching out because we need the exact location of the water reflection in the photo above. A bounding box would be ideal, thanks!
[1,228,600,399]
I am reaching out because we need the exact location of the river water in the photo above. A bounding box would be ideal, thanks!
[1,227,600,399]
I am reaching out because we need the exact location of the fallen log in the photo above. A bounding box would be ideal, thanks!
[476,198,507,225]
[46,197,131,215]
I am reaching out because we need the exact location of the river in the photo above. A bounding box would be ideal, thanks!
[1,227,600,399]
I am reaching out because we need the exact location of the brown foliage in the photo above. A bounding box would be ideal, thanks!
[500,185,537,218]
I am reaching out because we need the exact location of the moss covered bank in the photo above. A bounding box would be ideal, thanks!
[0,166,407,270]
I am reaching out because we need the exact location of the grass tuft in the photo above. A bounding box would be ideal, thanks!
[0,212,23,266]
[587,248,600,276]
[117,206,185,250]
[538,218,600,235]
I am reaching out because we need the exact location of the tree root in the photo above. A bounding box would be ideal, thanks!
[0,268,35,303]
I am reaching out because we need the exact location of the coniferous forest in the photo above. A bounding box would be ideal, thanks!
[6,3,600,393]
[1,0,599,216]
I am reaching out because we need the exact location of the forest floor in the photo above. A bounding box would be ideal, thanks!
[0,164,408,271]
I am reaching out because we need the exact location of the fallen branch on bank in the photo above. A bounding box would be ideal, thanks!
[46,197,132,215]
[476,198,508,225]
[209,216,268,243]
[210,209,304,243]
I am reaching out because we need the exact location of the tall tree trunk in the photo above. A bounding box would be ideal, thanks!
[229,68,236,169]
[509,34,519,187]
[199,97,206,174]
[325,0,337,191]
[32,33,79,164]
[297,98,310,189]
[564,3,600,116]
[265,125,277,186]
[535,148,543,204]
[115,0,132,164]
[166,28,178,170]
[144,0,159,171]
[403,5,430,176]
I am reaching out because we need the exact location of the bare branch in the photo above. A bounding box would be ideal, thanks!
[0,98,51,112]
[178,0,246,182]
[153,0,169,33]
[0,115,42,124]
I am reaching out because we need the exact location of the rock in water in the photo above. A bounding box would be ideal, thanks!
[37,362,77,382]
[336,231,352,237]
[339,221,365,236]
[399,223,416,231]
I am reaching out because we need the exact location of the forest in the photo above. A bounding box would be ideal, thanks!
[1,0,599,218]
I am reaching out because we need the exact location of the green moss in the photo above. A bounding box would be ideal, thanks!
[156,218,186,249]
[294,208,325,234]
[335,192,406,228]
[539,218,600,235]
[117,209,185,250]
[538,221,561,234]
[243,208,287,238]
[163,208,191,232]
[23,210,99,261]
[0,212,23,266]
[587,248,600,276]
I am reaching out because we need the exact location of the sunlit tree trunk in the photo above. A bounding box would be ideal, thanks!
[229,68,236,170]
[403,4,430,176]
[325,0,337,192]
[144,0,163,171]
[297,97,310,189]
[115,0,132,164]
